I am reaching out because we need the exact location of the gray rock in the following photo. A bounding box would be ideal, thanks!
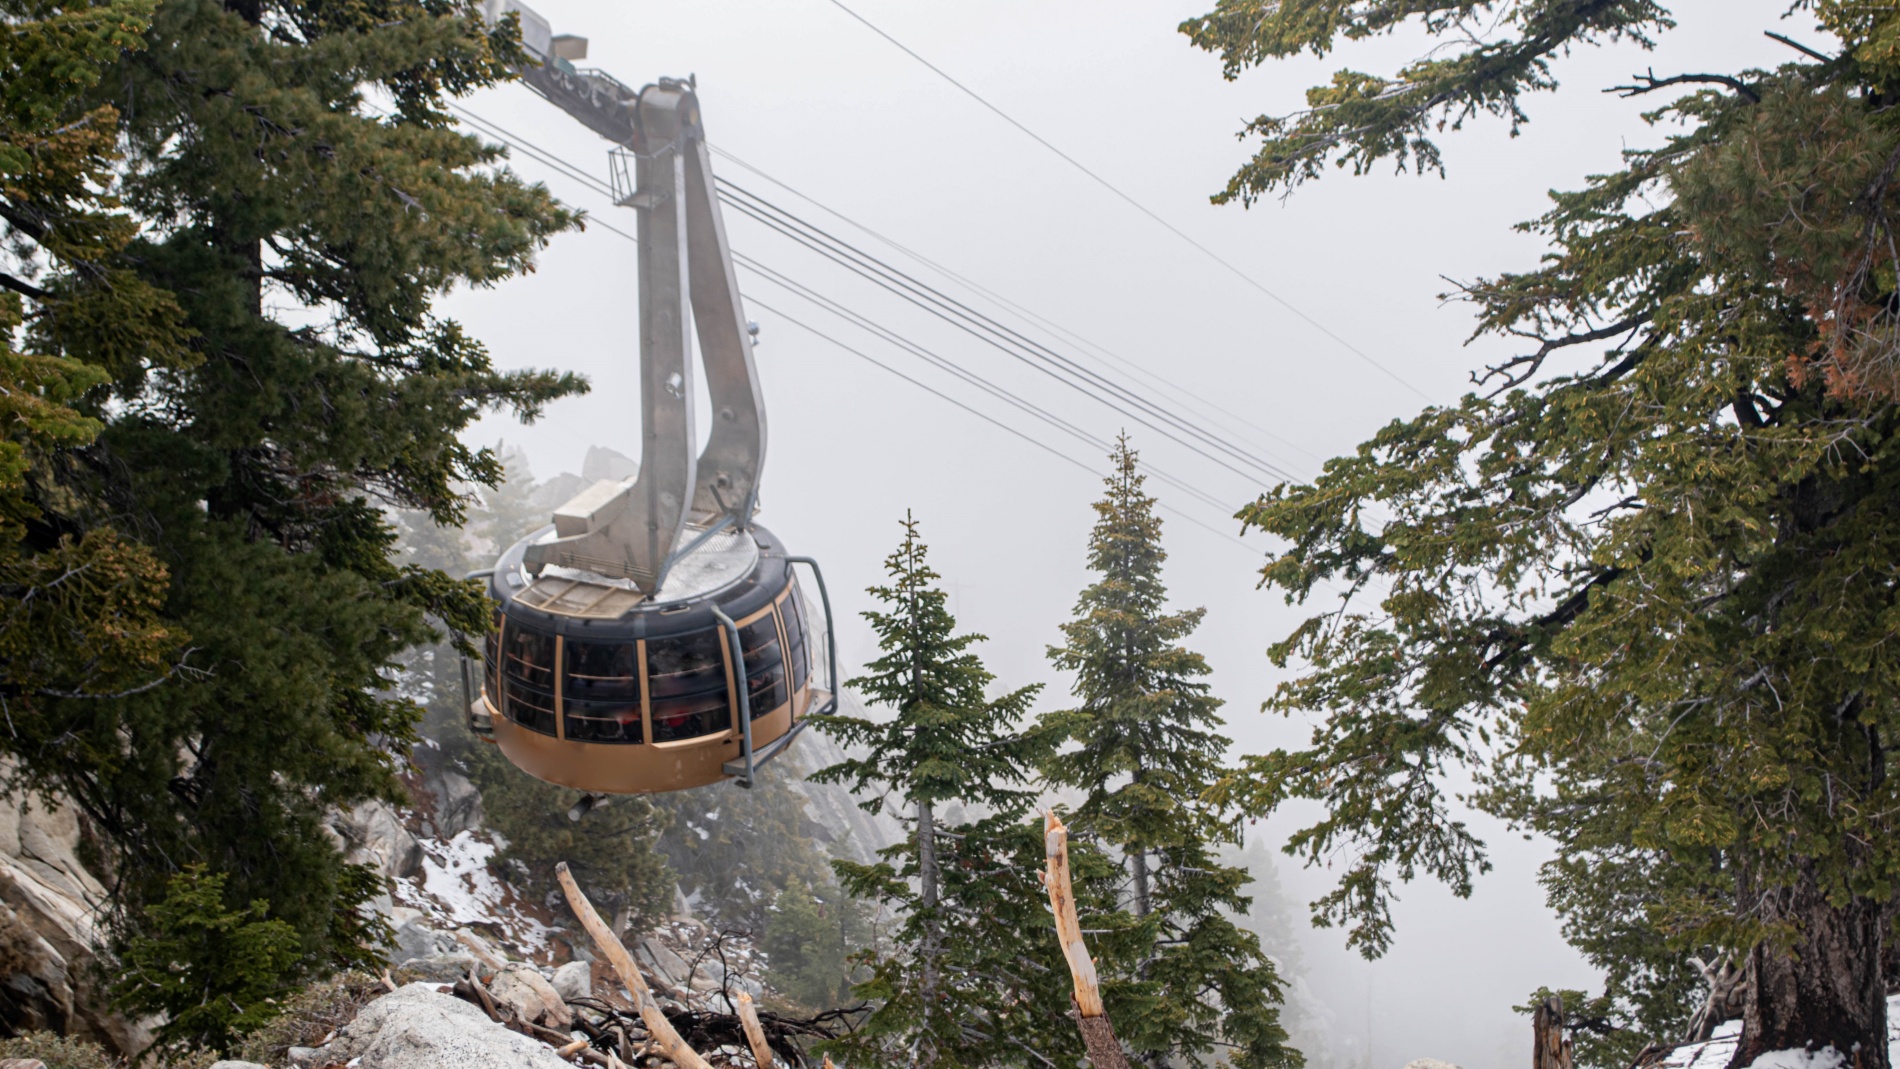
[392,918,457,964]
[581,445,639,483]
[432,769,485,837]
[489,963,572,1028]
[393,952,482,985]
[285,1047,323,1065]
[330,801,423,879]
[0,772,153,1056]
[551,960,591,1001]
[637,936,694,990]
[208,1062,272,1069]
[324,983,572,1069]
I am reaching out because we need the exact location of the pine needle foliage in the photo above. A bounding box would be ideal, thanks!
[1040,437,1297,1069]
[113,865,303,1057]
[0,0,187,773]
[2,0,586,1017]
[813,515,1080,1069]
[1182,2,1900,1065]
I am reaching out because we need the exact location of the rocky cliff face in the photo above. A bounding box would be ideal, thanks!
[774,693,905,868]
[0,788,150,1054]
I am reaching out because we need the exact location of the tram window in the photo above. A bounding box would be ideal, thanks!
[783,584,810,693]
[484,606,503,701]
[564,640,642,744]
[738,612,788,718]
[647,630,732,742]
[505,681,558,736]
[501,624,557,736]
[503,624,555,689]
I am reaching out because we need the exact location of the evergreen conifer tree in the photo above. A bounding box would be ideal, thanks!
[1040,437,1296,1069]
[4,0,585,1016]
[1181,2,1900,1062]
[814,514,1080,1068]
[0,0,188,754]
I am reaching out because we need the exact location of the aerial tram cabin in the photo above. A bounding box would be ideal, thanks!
[473,523,834,795]
[464,63,835,797]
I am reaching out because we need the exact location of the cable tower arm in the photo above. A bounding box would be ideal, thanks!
[486,2,763,593]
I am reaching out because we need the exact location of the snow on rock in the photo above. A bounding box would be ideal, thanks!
[1651,995,1900,1069]
[417,831,505,926]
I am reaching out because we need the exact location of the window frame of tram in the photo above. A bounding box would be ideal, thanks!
[784,582,812,699]
[562,637,643,744]
[495,590,807,746]
[644,627,734,743]
[733,602,790,722]
[499,620,558,737]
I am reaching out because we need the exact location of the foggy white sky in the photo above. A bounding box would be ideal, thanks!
[439,3,1812,1066]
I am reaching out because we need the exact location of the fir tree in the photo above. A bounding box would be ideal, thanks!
[1182,2,1900,1063]
[813,514,1078,1068]
[1,0,585,1007]
[1040,438,1296,1069]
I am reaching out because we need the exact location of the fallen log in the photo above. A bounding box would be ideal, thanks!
[557,860,715,1069]
[1043,810,1130,1069]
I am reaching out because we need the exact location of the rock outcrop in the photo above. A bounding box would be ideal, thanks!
[326,801,424,880]
[316,983,573,1069]
[0,789,149,1054]
[776,695,904,866]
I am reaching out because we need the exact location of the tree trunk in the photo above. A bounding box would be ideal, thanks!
[1731,868,1886,1069]
[1130,846,1152,919]
[917,798,941,1003]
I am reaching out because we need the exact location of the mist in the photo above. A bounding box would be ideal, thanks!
[434,3,1809,1067]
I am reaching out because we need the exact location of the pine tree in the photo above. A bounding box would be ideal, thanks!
[760,875,869,1013]
[1181,3,1900,1063]
[813,514,1079,1068]
[1040,438,1297,1069]
[0,0,188,757]
[1,0,586,1008]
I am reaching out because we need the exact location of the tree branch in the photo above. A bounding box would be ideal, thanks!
[1607,69,1759,104]
[1764,31,1833,64]
[0,272,52,302]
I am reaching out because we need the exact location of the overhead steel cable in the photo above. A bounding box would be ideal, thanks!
[715,187,1302,489]
[708,141,1325,470]
[715,178,1306,487]
[442,104,1280,544]
[742,295,1262,554]
[819,0,1432,403]
[450,100,1305,489]
[730,251,1240,514]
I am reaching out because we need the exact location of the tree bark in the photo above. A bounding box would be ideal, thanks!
[1731,867,1887,1069]
[1533,995,1573,1069]
[917,797,941,1004]
[1130,846,1152,919]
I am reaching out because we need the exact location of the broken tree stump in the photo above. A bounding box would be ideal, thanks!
[1533,994,1574,1069]
[1043,810,1131,1069]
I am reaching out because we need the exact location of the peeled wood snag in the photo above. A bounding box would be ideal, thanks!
[556,861,714,1069]
[1042,810,1130,1069]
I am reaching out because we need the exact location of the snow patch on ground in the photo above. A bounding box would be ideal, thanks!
[388,828,557,960]
[420,831,504,925]
[1652,995,1900,1069]
[1748,1049,1846,1069]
